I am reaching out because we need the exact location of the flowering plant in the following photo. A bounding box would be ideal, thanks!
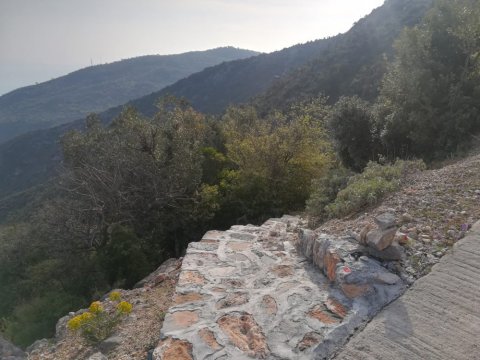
[67,294,133,343]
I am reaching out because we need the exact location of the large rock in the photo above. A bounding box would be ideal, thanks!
[0,336,26,360]
[374,213,396,230]
[365,243,405,261]
[366,227,397,251]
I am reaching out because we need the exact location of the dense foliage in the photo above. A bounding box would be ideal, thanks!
[328,96,381,171]
[0,98,333,347]
[324,160,425,218]
[329,0,480,166]
[376,0,480,160]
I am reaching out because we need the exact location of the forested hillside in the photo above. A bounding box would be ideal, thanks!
[257,0,433,110]
[0,0,433,201]
[0,47,258,143]
[2,0,479,350]
[129,0,433,115]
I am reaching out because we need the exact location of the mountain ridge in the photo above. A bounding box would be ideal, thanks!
[0,47,258,143]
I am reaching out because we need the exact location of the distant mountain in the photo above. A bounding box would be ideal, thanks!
[0,47,258,143]
[0,0,434,202]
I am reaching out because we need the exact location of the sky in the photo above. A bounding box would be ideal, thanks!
[0,0,384,95]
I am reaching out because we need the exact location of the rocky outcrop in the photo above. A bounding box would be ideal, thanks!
[154,215,406,359]
[0,335,26,360]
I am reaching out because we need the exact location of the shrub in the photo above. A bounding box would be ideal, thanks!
[306,166,353,225]
[108,291,121,302]
[325,160,425,218]
[67,296,133,344]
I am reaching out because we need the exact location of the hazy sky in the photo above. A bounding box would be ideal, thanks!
[0,0,384,95]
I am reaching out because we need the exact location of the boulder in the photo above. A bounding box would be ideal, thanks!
[359,224,373,245]
[366,227,397,251]
[366,243,405,261]
[374,213,396,230]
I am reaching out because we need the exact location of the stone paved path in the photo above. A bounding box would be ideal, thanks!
[334,221,480,360]
[153,216,405,360]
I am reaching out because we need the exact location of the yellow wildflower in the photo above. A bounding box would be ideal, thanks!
[67,315,83,330]
[88,301,103,314]
[109,291,121,302]
[80,312,94,322]
[117,301,133,314]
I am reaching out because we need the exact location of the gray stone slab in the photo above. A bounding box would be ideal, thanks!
[334,221,480,360]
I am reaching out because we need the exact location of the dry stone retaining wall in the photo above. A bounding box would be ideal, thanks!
[154,215,406,359]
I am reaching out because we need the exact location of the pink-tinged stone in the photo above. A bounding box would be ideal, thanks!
[217,312,270,358]
[297,332,323,351]
[340,283,370,299]
[170,311,200,328]
[307,305,341,324]
[325,298,348,319]
[260,295,278,316]
[271,264,294,278]
[324,249,341,281]
[178,271,205,286]
[154,337,193,360]
[173,292,205,305]
[198,328,222,350]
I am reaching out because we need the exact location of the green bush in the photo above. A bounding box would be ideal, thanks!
[325,160,425,218]
[306,166,353,225]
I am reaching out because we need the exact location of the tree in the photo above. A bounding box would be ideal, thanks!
[376,0,480,160]
[218,99,333,223]
[328,96,379,171]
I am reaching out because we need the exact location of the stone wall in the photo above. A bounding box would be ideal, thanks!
[154,215,407,359]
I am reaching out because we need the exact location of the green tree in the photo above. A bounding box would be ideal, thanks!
[328,96,380,171]
[376,0,480,160]
[218,99,333,223]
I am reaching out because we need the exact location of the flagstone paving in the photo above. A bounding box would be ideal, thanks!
[153,216,406,359]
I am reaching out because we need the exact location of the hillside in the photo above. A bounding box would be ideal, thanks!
[25,151,480,359]
[0,0,434,202]
[0,47,258,143]
[257,0,433,110]
[126,0,433,115]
